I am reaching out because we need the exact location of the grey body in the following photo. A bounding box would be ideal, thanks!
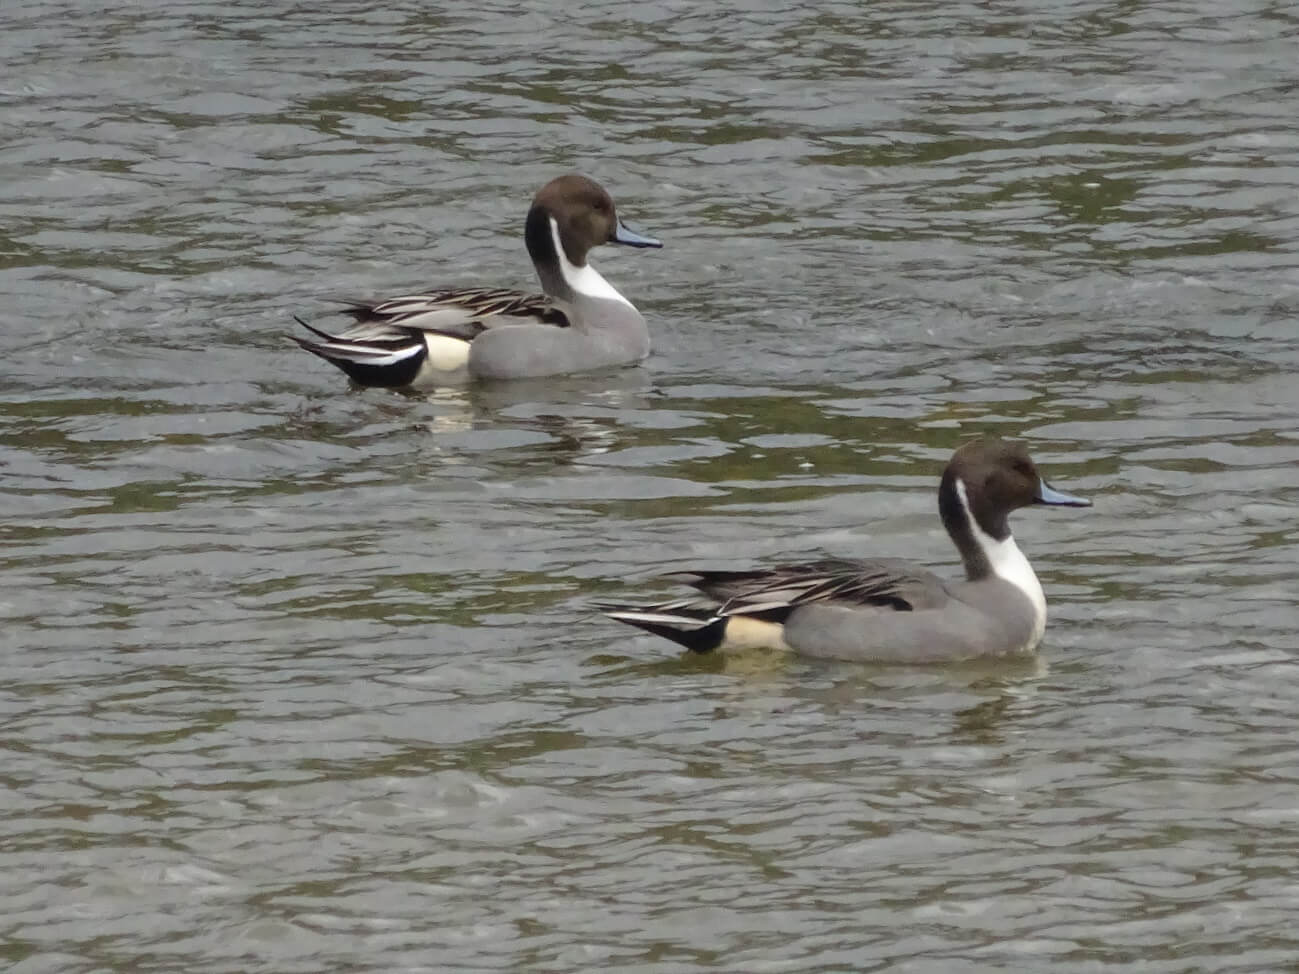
[468,297,649,379]
[780,576,1040,663]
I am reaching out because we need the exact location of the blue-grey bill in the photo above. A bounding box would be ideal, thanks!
[1035,480,1091,507]
[613,220,662,248]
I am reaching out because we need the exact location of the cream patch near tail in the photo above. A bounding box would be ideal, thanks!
[420,334,472,371]
[719,616,792,652]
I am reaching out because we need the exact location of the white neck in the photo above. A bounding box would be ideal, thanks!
[955,479,1046,635]
[549,217,632,308]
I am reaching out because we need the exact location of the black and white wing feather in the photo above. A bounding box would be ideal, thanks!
[336,287,569,338]
[678,558,950,617]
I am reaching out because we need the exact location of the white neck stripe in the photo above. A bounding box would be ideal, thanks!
[954,478,1046,635]
[548,217,632,307]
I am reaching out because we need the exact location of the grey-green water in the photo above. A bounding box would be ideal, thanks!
[4,2,1299,971]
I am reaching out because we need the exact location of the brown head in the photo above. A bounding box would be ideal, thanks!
[938,438,1090,578]
[524,174,661,277]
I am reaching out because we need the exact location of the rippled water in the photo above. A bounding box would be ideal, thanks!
[4,1,1299,970]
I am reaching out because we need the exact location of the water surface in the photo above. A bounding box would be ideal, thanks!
[3,1,1299,970]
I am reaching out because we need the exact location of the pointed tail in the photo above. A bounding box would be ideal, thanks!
[594,601,728,654]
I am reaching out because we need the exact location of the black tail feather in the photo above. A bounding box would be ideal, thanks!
[291,331,427,388]
[596,602,727,654]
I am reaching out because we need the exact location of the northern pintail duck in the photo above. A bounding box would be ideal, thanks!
[599,439,1091,662]
[293,174,662,388]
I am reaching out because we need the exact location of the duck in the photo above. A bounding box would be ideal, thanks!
[598,438,1091,663]
[293,174,662,388]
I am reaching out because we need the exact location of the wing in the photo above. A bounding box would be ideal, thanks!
[332,287,570,342]
[672,558,951,617]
